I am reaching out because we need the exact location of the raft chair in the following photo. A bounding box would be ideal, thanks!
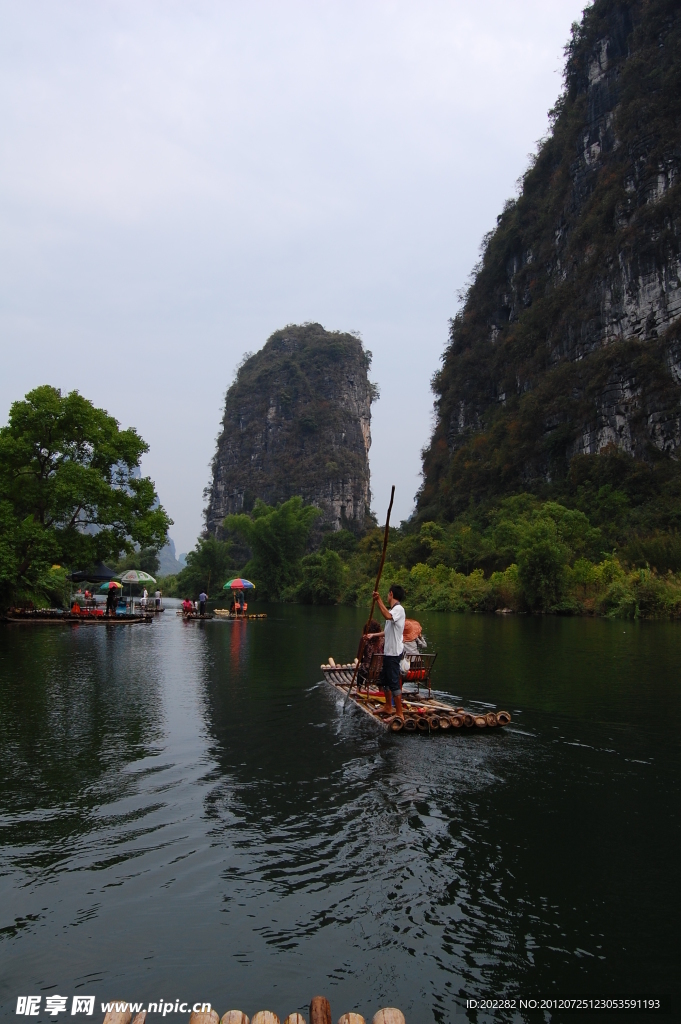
[361,652,437,699]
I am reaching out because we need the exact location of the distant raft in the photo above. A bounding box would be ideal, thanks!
[3,608,151,625]
[322,655,511,734]
[176,610,267,620]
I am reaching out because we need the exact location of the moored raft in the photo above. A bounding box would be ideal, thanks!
[214,609,267,619]
[176,610,267,620]
[322,657,511,734]
[3,608,152,625]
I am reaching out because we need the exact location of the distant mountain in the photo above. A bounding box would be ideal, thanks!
[418,0,681,521]
[158,537,186,576]
[205,323,377,536]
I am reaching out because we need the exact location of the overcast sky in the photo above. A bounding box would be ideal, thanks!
[0,0,587,554]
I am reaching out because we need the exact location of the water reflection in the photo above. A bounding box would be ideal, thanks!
[0,607,679,1023]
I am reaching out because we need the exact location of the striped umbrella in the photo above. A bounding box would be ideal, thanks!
[223,578,255,589]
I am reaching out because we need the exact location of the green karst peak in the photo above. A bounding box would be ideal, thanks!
[419,0,681,524]
[205,323,377,538]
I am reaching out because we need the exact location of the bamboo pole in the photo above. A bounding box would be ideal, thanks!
[343,486,395,709]
[309,997,332,1024]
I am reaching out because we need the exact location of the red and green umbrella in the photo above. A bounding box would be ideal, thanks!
[223,578,255,590]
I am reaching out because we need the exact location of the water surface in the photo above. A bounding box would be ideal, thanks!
[0,606,679,1022]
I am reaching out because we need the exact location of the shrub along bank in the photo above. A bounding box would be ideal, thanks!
[164,489,681,619]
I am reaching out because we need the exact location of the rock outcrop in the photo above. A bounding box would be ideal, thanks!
[418,0,681,520]
[205,324,376,535]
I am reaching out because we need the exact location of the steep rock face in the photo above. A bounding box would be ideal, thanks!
[205,324,375,534]
[419,0,681,519]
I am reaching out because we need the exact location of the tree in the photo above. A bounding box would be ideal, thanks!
[225,496,321,599]
[116,546,161,576]
[296,550,344,604]
[516,520,569,611]
[174,537,235,598]
[0,386,171,605]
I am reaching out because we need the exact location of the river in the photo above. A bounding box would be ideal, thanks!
[0,605,679,1022]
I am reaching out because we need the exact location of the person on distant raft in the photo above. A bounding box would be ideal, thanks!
[199,589,207,616]
[372,584,406,720]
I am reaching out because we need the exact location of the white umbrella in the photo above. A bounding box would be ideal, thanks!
[116,570,156,611]
[117,570,156,584]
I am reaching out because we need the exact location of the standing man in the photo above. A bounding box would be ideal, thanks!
[199,589,208,616]
[372,584,406,720]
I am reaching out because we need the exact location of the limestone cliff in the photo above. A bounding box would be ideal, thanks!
[205,324,376,535]
[419,0,681,520]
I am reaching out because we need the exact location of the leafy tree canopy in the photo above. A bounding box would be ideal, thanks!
[0,386,170,605]
[225,496,321,599]
[294,549,344,605]
[116,546,161,577]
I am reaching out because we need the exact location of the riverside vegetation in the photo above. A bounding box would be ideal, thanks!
[162,460,681,619]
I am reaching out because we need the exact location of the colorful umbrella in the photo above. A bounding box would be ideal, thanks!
[99,581,123,592]
[223,578,255,589]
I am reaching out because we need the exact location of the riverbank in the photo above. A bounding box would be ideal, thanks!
[340,557,681,619]
[156,557,681,620]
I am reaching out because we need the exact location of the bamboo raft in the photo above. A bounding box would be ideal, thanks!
[176,610,267,621]
[102,995,405,1024]
[323,655,511,734]
[214,609,267,620]
[3,609,151,625]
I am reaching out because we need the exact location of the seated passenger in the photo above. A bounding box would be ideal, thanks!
[358,619,384,685]
[401,619,426,657]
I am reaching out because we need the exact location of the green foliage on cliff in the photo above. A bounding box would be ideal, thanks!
[419,0,681,526]
[0,386,170,608]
